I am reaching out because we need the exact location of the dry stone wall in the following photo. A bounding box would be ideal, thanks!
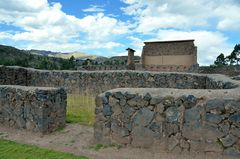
[80,65,127,71]
[1,64,240,157]
[0,66,238,95]
[94,87,240,157]
[0,85,66,134]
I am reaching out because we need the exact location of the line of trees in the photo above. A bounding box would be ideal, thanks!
[0,44,77,70]
[214,44,240,66]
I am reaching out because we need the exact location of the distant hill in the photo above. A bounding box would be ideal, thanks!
[0,44,140,69]
[53,51,94,59]
[27,49,60,56]
[28,49,107,61]
[0,45,77,70]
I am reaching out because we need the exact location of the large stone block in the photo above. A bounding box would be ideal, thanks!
[131,126,155,147]
[133,108,155,127]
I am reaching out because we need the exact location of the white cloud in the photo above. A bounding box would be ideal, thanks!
[0,32,13,39]
[78,13,129,41]
[121,0,240,33]
[214,4,240,30]
[0,0,130,51]
[126,36,144,56]
[82,5,105,12]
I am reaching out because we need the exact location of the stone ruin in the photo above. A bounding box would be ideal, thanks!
[82,39,199,72]
[141,40,198,72]
[0,65,240,157]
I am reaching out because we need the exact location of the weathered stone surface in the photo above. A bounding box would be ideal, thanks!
[108,96,119,106]
[102,104,113,116]
[0,86,66,134]
[149,122,161,132]
[230,127,240,138]
[165,107,180,123]
[204,141,223,153]
[205,113,222,124]
[127,96,141,107]
[219,121,230,136]
[166,133,180,151]
[180,139,190,150]
[206,99,225,113]
[155,103,164,113]
[113,91,124,99]
[225,100,240,113]
[182,124,204,140]
[220,134,238,147]
[189,140,205,152]
[150,97,161,105]
[203,124,225,141]
[165,123,179,137]
[122,105,135,118]
[143,93,151,101]
[119,98,126,106]
[112,104,122,116]
[124,92,136,99]
[184,106,201,123]
[133,108,154,127]
[229,113,240,123]
[131,126,155,147]
[111,120,130,144]
[223,147,240,157]
[183,95,197,109]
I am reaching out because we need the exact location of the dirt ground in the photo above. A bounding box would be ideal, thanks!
[0,124,235,159]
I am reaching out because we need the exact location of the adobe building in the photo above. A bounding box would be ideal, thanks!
[141,40,198,72]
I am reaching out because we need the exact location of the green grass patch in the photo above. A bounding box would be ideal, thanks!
[66,94,95,126]
[0,139,89,159]
[89,143,123,151]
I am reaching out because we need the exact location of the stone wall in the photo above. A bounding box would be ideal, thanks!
[0,85,66,134]
[142,40,196,56]
[141,40,198,72]
[94,87,240,157]
[80,65,127,71]
[0,66,238,95]
[199,66,240,77]
[144,64,199,72]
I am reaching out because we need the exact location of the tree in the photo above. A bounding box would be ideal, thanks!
[232,44,240,65]
[226,52,237,65]
[213,44,240,66]
[69,55,75,68]
[214,53,226,66]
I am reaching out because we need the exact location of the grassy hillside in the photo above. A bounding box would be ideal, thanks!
[0,45,76,70]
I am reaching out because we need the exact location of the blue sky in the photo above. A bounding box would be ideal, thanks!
[0,0,239,65]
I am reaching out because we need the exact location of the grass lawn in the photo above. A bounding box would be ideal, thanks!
[66,94,95,126]
[0,139,89,159]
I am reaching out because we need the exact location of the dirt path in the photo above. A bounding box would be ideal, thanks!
[0,124,234,159]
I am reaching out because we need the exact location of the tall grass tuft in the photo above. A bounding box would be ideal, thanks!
[66,94,95,126]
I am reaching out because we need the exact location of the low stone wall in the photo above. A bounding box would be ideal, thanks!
[0,66,238,95]
[199,66,240,76]
[144,64,199,72]
[80,65,127,71]
[94,86,240,157]
[0,85,66,134]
